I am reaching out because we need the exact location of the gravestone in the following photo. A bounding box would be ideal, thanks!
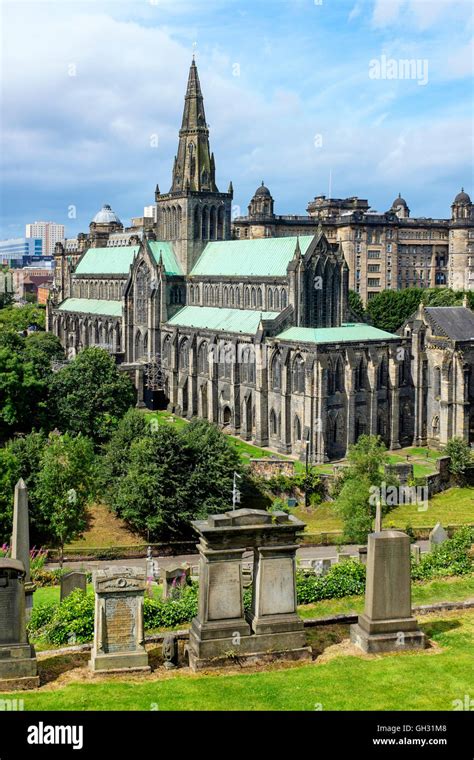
[358,546,368,565]
[350,531,426,653]
[0,559,39,690]
[411,545,421,563]
[429,522,448,550]
[89,567,150,674]
[60,572,87,602]
[186,508,311,670]
[11,479,35,618]
[312,558,331,576]
[337,552,352,563]
[162,564,190,600]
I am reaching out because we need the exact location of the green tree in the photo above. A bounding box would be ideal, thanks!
[49,348,136,446]
[367,288,423,333]
[334,435,394,543]
[110,420,244,540]
[35,433,96,565]
[348,290,365,321]
[0,332,52,439]
[100,408,149,501]
[335,475,374,544]
[0,304,46,332]
[345,434,390,486]
[444,437,473,484]
[0,431,48,543]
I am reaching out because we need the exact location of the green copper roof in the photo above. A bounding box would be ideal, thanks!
[74,242,182,276]
[275,323,399,344]
[190,236,314,278]
[75,246,139,275]
[148,241,183,275]
[166,306,278,334]
[57,298,123,317]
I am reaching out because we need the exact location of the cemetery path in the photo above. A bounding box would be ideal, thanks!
[47,541,431,571]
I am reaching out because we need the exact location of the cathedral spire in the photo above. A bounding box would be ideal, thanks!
[170,59,218,194]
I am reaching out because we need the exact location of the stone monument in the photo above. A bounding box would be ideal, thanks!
[162,564,190,600]
[186,508,311,670]
[350,530,427,653]
[11,479,35,618]
[89,567,150,674]
[60,571,87,602]
[0,559,39,690]
[429,522,448,550]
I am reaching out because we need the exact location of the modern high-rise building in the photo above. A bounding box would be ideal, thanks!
[25,221,65,256]
[0,237,43,267]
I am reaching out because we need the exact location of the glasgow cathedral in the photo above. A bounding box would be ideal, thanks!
[49,60,474,462]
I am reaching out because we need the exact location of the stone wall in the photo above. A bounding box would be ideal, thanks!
[249,459,295,479]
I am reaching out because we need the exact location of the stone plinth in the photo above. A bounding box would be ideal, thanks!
[0,559,39,690]
[89,567,150,675]
[350,531,426,654]
[187,508,311,670]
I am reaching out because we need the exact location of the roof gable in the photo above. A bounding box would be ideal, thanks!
[425,307,474,341]
[147,241,183,276]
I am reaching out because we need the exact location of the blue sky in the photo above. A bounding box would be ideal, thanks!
[1,0,473,239]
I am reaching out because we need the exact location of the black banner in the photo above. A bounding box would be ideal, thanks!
[0,711,471,758]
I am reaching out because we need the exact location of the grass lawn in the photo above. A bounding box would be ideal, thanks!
[294,487,474,534]
[6,608,474,710]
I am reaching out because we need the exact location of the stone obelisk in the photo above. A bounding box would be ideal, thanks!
[11,479,35,618]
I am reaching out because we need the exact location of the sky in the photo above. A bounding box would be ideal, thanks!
[0,0,473,239]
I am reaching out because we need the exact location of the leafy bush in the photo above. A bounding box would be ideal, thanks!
[33,590,95,645]
[411,526,474,581]
[295,561,366,605]
[143,584,198,629]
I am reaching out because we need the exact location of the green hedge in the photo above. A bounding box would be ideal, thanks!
[411,526,473,581]
[296,562,366,605]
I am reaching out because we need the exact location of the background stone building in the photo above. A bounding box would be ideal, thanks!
[49,60,474,459]
[233,188,474,303]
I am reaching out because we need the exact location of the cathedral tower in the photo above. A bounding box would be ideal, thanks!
[155,59,233,273]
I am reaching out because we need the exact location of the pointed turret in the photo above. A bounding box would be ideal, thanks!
[170,59,218,193]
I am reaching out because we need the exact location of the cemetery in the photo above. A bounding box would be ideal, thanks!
[0,478,473,710]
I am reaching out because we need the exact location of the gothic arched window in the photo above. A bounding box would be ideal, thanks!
[271,352,281,391]
[198,342,208,375]
[135,263,150,325]
[292,355,305,393]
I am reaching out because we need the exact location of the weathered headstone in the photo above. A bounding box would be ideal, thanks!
[89,567,150,674]
[162,634,178,669]
[162,564,190,600]
[11,479,35,618]
[358,546,368,565]
[60,571,87,602]
[186,508,311,670]
[337,552,352,563]
[429,522,448,550]
[350,531,426,653]
[312,558,332,576]
[0,559,39,690]
[411,545,421,563]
